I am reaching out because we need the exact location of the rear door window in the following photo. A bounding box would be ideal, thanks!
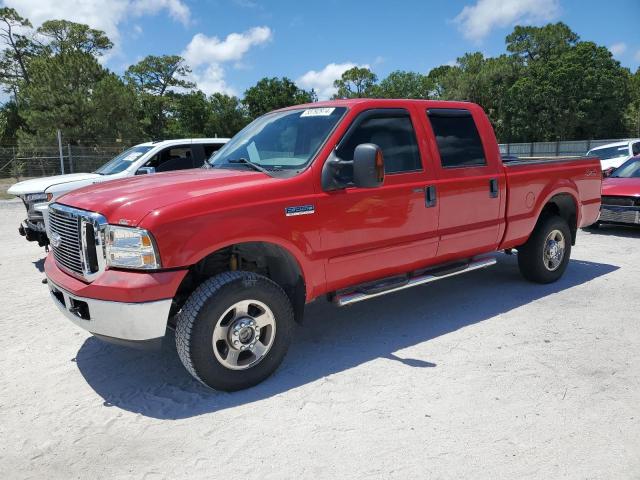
[427,109,486,168]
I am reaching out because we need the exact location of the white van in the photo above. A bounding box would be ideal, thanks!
[7,138,229,246]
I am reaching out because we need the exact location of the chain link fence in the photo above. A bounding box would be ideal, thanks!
[0,144,132,179]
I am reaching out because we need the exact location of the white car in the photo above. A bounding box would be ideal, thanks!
[586,139,640,171]
[7,138,229,246]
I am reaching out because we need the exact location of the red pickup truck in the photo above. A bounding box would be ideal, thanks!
[44,99,601,391]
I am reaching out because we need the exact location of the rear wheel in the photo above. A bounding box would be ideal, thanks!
[518,215,572,284]
[175,271,294,391]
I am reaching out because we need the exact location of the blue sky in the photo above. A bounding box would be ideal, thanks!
[5,0,640,98]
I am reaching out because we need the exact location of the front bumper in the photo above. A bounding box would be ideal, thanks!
[599,205,640,225]
[47,277,172,341]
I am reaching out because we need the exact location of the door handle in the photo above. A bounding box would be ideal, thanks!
[489,178,499,198]
[425,185,437,207]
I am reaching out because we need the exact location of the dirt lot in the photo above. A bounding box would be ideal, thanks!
[0,199,639,479]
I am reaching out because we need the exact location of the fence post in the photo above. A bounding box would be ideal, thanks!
[57,129,65,174]
[530,142,534,158]
[586,139,591,152]
[67,144,73,173]
[555,140,560,157]
[506,143,510,155]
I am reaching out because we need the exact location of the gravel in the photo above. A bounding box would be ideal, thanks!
[1,199,639,479]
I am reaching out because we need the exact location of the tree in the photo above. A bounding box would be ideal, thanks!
[332,67,377,99]
[0,7,36,98]
[18,51,108,144]
[206,93,249,137]
[505,42,629,141]
[243,77,314,118]
[375,71,432,99]
[125,55,195,138]
[506,22,579,63]
[625,68,640,137]
[36,20,112,56]
[90,74,142,142]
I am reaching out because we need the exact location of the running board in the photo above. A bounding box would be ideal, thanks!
[333,255,497,307]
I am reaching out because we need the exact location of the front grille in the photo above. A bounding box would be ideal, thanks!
[601,196,640,207]
[48,204,107,281]
[599,207,640,224]
[49,206,84,276]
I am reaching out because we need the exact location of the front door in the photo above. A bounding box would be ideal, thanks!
[316,108,440,292]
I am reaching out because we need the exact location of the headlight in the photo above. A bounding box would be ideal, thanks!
[25,192,48,202]
[105,226,161,270]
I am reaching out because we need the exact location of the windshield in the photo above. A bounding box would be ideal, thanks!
[611,158,640,178]
[209,107,347,174]
[95,145,154,175]
[587,144,629,160]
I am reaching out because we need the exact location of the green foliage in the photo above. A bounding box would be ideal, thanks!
[125,55,195,138]
[243,77,315,118]
[205,93,250,138]
[506,22,579,63]
[332,67,377,99]
[375,70,432,99]
[36,19,113,56]
[0,7,36,95]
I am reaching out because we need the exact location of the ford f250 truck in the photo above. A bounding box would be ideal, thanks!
[7,138,228,247]
[43,100,602,391]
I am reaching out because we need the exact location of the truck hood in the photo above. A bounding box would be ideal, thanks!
[57,168,268,225]
[602,177,640,197]
[7,173,101,196]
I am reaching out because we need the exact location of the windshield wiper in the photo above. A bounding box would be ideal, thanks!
[226,158,273,176]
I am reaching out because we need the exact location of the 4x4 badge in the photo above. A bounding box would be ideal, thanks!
[285,205,315,216]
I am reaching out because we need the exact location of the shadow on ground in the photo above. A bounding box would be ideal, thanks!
[583,224,640,238]
[33,257,45,273]
[75,254,618,419]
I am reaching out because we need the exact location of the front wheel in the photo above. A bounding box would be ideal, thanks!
[175,271,294,391]
[517,215,572,284]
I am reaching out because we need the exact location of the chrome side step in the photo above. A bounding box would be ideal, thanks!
[333,255,497,307]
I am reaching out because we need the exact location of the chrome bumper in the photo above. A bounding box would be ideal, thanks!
[599,205,640,225]
[47,278,172,341]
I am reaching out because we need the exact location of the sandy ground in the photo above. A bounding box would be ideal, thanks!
[0,199,639,479]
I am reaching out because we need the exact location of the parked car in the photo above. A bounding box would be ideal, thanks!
[596,156,640,227]
[43,99,601,391]
[586,139,640,171]
[7,138,229,246]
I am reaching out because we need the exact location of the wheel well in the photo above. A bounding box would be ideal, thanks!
[171,242,306,324]
[539,194,577,245]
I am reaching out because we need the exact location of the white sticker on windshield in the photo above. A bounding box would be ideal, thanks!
[123,152,144,162]
[301,108,335,117]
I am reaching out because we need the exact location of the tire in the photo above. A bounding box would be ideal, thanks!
[517,215,572,284]
[175,271,294,391]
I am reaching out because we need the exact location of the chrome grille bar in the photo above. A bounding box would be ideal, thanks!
[48,204,107,281]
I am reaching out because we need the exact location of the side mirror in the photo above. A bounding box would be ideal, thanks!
[353,143,384,188]
[321,143,384,190]
[136,166,156,175]
[603,167,615,178]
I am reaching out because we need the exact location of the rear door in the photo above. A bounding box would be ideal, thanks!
[317,108,440,291]
[424,107,505,259]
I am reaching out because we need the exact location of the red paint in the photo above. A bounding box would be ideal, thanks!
[602,177,640,197]
[48,99,602,303]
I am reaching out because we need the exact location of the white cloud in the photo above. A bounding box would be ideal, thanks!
[297,62,369,100]
[1,0,190,53]
[454,0,560,42]
[181,26,272,95]
[609,42,627,57]
[182,27,272,67]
